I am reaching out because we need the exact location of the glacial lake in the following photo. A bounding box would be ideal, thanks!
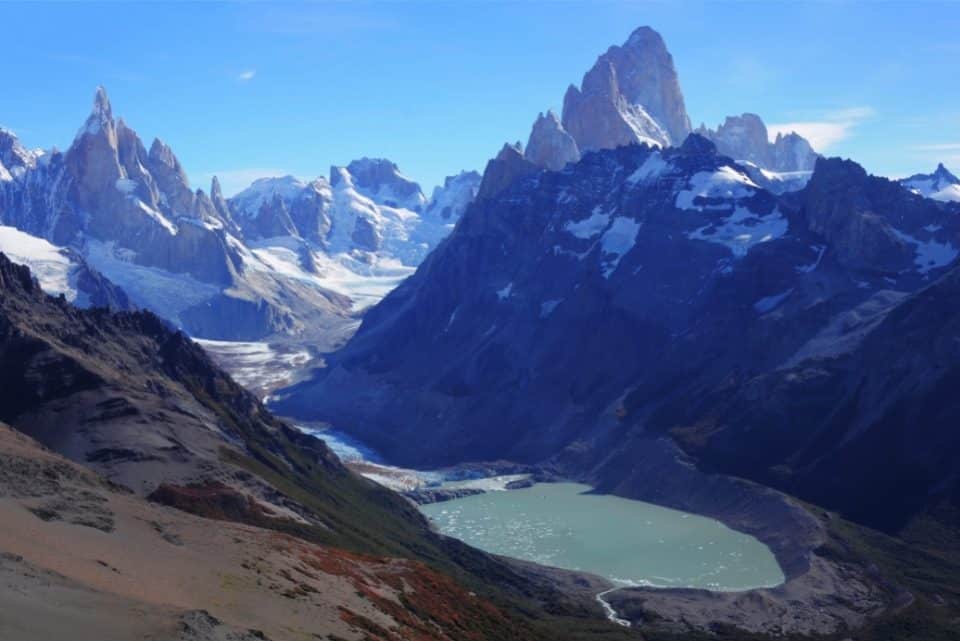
[420,482,785,591]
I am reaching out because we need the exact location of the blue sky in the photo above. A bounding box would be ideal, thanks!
[2,1,959,195]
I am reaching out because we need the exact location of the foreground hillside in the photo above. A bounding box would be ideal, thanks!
[0,423,522,641]
[0,251,644,641]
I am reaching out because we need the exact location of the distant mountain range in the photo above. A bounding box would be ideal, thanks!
[900,162,960,202]
[274,30,960,537]
[516,27,817,189]
[0,90,479,342]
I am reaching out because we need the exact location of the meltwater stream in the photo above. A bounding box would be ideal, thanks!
[420,482,784,622]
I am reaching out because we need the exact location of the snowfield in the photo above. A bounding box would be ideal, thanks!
[0,225,81,303]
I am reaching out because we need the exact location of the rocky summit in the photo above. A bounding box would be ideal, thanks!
[0,88,480,342]
[518,26,817,182]
[4,13,960,641]
[900,162,960,202]
[275,133,960,533]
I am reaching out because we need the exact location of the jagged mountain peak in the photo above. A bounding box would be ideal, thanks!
[148,137,179,167]
[0,127,38,175]
[698,112,818,175]
[337,157,426,211]
[210,175,224,199]
[526,110,581,171]
[900,161,960,202]
[679,132,717,155]
[92,85,112,119]
[933,162,959,183]
[569,25,691,145]
[75,85,115,142]
[624,24,665,48]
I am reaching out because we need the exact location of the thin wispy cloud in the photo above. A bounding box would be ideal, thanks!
[907,143,960,171]
[769,107,875,151]
[910,143,960,152]
[238,70,256,82]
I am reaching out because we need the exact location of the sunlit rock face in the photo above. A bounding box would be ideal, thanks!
[525,111,581,171]
[697,113,818,173]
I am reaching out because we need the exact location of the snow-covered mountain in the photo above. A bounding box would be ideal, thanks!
[695,113,817,172]
[517,26,817,188]
[900,163,960,202]
[274,133,960,532]
[0,224,129,308]
[0,88,478,343]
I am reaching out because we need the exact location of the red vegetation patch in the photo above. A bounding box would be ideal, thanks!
[148,482,276,523]
[283,540,520,641]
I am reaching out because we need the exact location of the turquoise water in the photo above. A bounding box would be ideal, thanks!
[420,482,784,590]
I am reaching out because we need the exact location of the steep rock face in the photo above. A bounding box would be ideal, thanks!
[697,113,818,174]
[900,163,960,202]
[424,170,481,221]
[661,264,960,532]
[797,157,955,272]
[772,131,818,172]
[0,89,357,341]
[275,137,960,533]
[0,127,39,178]
[517,28,814,182]
[145,138,195,215]
[561,26,690,153]
[477,143,538,200]
[18,87,243,286]
[344,157,427,211]
[524,111,580,171]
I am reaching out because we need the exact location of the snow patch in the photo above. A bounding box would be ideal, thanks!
[0,226,79,302]
[627,152,668,185]
[676,167,758,211]
[688,206,788,257]
[564,208,611,239]
[754,288,794,314]
[497,282,513,300]
[599,217,642,278]
[796,245,826,273]
[892,228,959,273]
[540,299,563,318]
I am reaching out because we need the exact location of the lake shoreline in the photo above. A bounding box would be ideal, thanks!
[304,425,900,635]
